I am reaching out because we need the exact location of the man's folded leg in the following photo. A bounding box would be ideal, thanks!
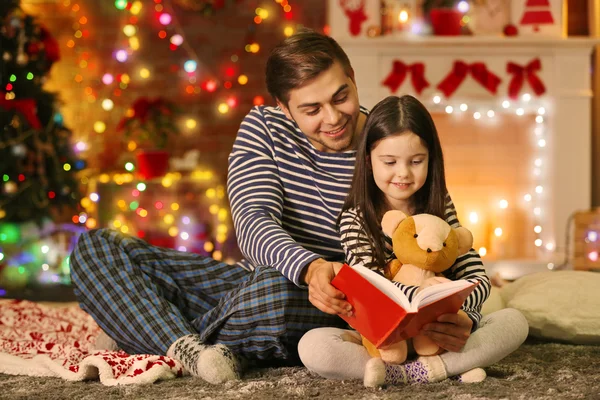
[193,266,347,366]
[70,229,345,383]
[70,228,250,383]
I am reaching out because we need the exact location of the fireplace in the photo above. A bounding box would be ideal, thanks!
[434,111,540,261]
[328,8,597,267]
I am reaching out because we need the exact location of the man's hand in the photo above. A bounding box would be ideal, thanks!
[301,258,353,317]
[420,310,473,352]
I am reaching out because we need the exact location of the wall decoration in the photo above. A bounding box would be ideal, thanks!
[506,58,546,100]
[437,60,502,97]
[512,0,562,37]
[381,60,430,94]
[471,0,511,36]
[339,0,369,36]
[328,0,388,39]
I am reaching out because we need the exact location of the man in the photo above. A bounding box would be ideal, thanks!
[70,28,367,384]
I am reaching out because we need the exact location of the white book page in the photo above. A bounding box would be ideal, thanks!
[411,280,473,309]
[351,265,412,310]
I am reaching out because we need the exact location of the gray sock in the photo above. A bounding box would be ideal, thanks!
[167,334,241,384]
[93,330,120,351]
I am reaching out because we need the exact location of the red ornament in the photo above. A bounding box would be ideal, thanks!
[0,93,42,129]
[429,9,463,36]
[339,0,368,36]
[503,24,518,37]
[39,25,60,64]
[27,42,41,55]
[520,0,554,32]
[117,97,170,127]
[136,150,170,180]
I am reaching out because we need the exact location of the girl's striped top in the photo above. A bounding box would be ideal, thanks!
[338,199,491,329]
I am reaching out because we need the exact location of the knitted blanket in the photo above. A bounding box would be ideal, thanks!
[0,300,185,385]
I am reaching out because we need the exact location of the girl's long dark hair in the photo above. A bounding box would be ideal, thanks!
[339,95,448,268]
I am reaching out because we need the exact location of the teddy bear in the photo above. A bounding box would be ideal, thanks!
[361,210,474,364]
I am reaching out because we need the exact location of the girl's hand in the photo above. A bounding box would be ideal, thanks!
[416,276,451,293]
[420,310,473,352]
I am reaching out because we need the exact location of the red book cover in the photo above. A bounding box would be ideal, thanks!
[331,264,477,348]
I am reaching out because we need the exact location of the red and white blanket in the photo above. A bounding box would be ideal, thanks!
[0,300,185,385]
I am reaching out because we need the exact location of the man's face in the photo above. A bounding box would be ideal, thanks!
[278,61,361,153]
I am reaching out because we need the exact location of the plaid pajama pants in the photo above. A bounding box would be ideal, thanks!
[70,228,345,364]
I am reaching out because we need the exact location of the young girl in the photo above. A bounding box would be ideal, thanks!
[298,95,529,387]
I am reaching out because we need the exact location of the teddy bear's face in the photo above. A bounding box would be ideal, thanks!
[391,214,460,273]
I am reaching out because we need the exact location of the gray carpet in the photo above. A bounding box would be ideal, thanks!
[2,339,599,400]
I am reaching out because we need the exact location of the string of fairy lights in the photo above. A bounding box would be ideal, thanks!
[425,92,553,262]
[85,170,236,263]
[63,0,296,167]
[58,0,298,263]
[65,0,294,136]
[0,0,303,290]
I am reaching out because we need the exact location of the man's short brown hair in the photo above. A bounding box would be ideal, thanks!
[265,28,353,107]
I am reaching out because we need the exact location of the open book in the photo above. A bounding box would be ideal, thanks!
[331,264,478,348]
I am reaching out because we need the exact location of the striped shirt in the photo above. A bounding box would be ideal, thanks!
[227,105,368,286]
[338,200,491,328]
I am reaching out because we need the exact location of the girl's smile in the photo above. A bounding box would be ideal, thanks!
[370,131,429,213]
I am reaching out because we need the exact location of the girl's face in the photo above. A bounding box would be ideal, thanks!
[369,131,429,213]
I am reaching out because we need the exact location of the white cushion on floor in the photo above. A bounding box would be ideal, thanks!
[481,286,505,316]
[500,271,600,344]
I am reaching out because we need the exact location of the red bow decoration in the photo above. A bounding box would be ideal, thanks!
[437,61,502,98]
[506,58,546,100]
[382,61,430,94]
[0,93,42,129]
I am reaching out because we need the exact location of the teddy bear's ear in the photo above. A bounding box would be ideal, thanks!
[381,210,408,237]
[454,226,474,255]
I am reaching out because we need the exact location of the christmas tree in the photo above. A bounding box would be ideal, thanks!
[520,0,555,32]
[1,1,83,224]
[1,1,85,295]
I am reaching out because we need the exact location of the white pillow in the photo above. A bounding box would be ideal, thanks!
[481,286,505,316]
[500,271,600,344]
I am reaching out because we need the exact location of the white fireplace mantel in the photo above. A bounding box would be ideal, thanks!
[340,36,598,105]
[334,33,600,263]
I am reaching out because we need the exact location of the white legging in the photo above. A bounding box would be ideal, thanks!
[298,308,529,380]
